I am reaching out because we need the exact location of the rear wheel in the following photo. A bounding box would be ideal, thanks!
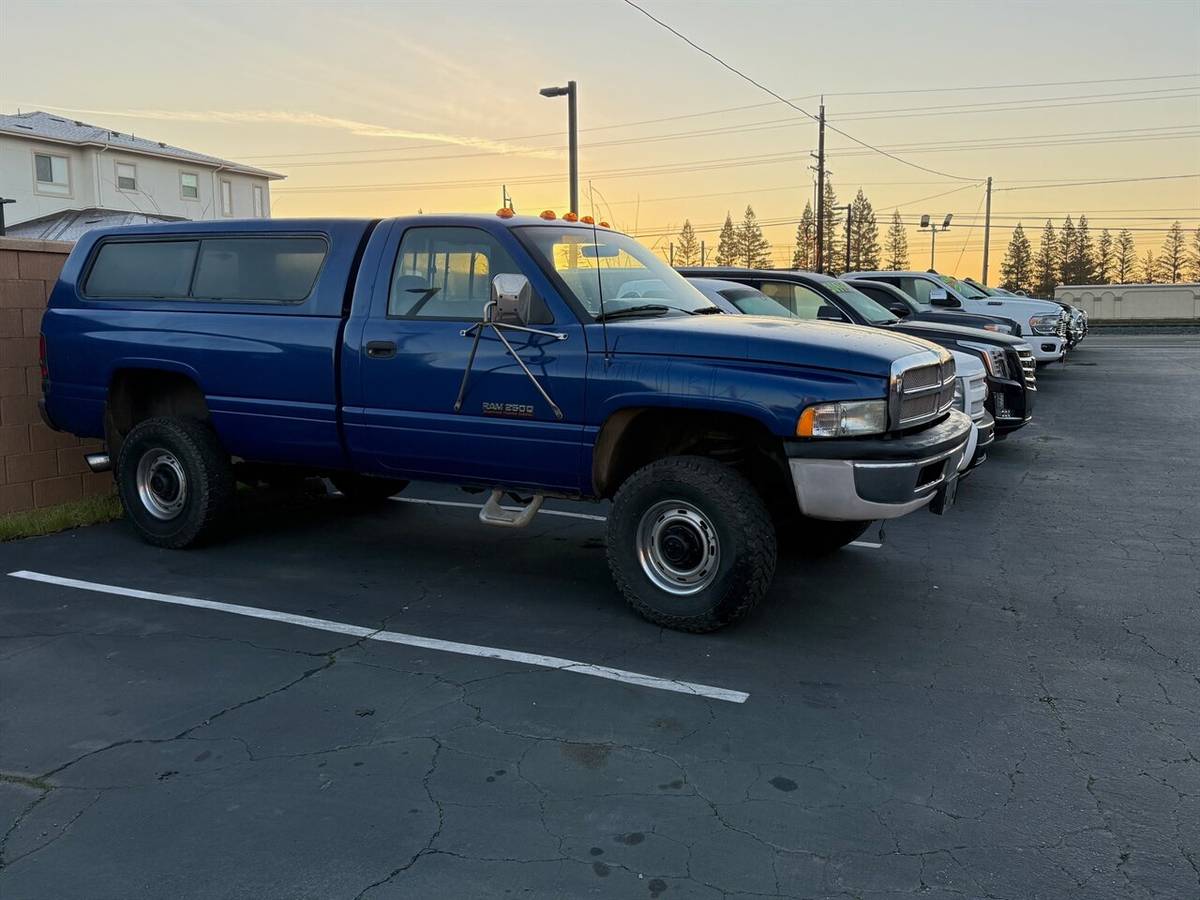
[607,456,776,632]
[115,417,234,548]
[329,473,408,506]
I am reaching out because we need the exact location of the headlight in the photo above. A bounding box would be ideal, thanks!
[796,400,887,437]
[959,341,1009,379]
[952,377,966,412]
[1029,313,1060,335]
[981,323,1013,334]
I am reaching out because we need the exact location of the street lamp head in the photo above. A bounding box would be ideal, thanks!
[942,213,953,229]
[540,86,569,98]
[920,214,930,229]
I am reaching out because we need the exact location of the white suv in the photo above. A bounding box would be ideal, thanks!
[845,270,1067,364]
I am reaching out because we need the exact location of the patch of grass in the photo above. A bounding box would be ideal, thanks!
[0,493,123,542]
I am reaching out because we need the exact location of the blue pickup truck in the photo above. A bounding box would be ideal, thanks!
[40,213,972,631]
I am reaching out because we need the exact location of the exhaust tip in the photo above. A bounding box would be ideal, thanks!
[85,452,111,474]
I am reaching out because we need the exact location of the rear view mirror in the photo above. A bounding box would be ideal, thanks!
[491,273,533,325]
[581,243,621,258]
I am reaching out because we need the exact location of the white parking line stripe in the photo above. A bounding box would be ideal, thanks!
[392,496,607,522]
[393,496,881,548]
[7,571,749,704]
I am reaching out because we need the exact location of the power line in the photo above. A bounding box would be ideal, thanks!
[994,174,1200,192]
[617,0,980,182]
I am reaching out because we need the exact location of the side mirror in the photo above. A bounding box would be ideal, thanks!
[491,273,533,325]
[888,303,910,317]
[928,288,958,308]
[816,305,846,322]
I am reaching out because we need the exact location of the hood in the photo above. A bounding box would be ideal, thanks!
[600,315,942,377]
[891,318,1025,347]
[989,296,1063,317]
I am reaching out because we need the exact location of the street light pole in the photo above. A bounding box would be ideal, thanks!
[920,214,953,271]
[540,80,578,214]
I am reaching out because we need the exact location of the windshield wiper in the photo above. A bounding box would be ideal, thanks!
[689,306,723,315]
[596,304,673,321]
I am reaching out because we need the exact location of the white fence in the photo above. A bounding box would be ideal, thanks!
[1055,283,1200,321]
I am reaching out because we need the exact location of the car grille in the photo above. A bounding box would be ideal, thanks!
[1015,346,1037,390]
[1056,314,1068,339]
[966,372,987,422]
[894,357,956,429]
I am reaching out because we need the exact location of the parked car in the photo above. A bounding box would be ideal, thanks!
[844,278,1020,335]
[962,278,1089,348]
[689,278,993,469]
[679,268,1036,438]
[845,269,1067,363]
[40,214,974,633]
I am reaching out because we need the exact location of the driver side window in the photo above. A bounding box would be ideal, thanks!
[389,226,524,319]
[758,281,833,319]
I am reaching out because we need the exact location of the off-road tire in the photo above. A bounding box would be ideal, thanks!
[329,473,408,506]
[115,416,234,549]
[607,455,776,632]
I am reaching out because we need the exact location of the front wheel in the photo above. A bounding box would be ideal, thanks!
[115,417,234,548]
[607,456,777,632]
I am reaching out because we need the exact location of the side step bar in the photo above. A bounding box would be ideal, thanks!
[478,489,543,528]
[85,452,112,473]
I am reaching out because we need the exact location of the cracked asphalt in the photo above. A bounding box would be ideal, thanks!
[1,334,1197,899]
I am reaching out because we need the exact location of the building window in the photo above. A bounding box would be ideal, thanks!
[180,172,199,200]
[33,152,70,196]
[253,185,264,217]
[115,162,137,192]
[220,179,233,216]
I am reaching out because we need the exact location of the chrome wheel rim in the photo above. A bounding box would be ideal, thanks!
[635,500,720,595]
[135,448,187,521]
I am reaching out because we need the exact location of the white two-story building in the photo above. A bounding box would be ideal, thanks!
[0,111,284,240]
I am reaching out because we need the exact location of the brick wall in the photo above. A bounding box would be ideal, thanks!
[0,237,113,516]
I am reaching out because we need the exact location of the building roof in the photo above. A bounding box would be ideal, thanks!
[5,207,185,242]
[0,111,284,180]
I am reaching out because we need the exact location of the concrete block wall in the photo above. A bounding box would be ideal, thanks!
[1056,283,1200,321]
[0,237,112,515]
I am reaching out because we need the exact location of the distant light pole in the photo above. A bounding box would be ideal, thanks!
[920,213,953,270]
[539,81,578,214]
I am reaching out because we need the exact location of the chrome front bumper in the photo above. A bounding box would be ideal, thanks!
[786,410,973,521]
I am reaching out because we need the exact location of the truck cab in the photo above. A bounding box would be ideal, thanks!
[845,269,1068,363]
[41,214,973,632]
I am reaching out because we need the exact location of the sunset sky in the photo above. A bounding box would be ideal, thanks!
[3,0,1197,278]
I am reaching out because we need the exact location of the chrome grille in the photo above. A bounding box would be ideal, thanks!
[893,354,957,429]
[1016,346,1037,390]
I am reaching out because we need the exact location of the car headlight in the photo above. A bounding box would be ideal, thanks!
[1029,313,1060,335]
[952,377,966,412]
[981,323,1013,334]
[796,400,887,437]
[959,341,1009,379]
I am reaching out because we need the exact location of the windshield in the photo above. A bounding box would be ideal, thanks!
[721,288,796,318]
[515,226,716,318]
[824,279,898,324]
[938,274,988,300]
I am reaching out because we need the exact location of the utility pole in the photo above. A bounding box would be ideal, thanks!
[844,203,852,273]
[815,101,826,273]
[700,240,706,266]
[981,176,993,285]
[501,185,513,212]
[669,242,674,266]
[539,80,578,214]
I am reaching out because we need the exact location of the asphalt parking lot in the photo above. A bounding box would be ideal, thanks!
[1,333,1197,900]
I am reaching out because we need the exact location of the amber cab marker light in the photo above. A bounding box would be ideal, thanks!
[599,221,610,228]
[539,210,557,220]
[795,407,815,437]
[496,207,515,219]
[580,215,594,225]
[563,212,579,222]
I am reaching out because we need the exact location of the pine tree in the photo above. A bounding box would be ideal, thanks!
[884,210,909,270]
[1033,219,1059,298]
[1073,214,1096,284]
[1140,249,1159,283]
[1159,221,1187,283]
[1057,216,1077,285]
[847,188,880,271]
[1095,229,1114,284]
[675,219,700,266]
[791,202,816,270]
[735,205,772,269]
[999,223,1033,293]
[1191,225,1200,281]
[715,213,738,266]
[821,181,844,275]
[1115,229,1137,283]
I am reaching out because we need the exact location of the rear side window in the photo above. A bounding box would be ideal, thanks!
[192,238,325,301]
[84,237,327,302]
[85,241,198,298]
